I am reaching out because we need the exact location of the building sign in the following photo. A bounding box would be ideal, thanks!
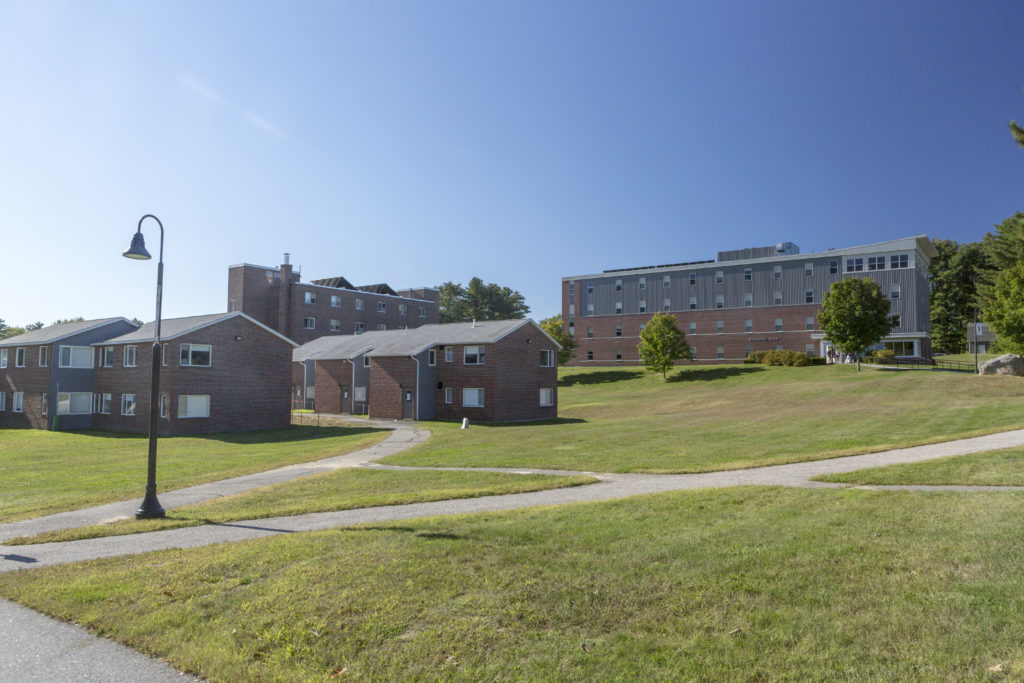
[749,337,781,342]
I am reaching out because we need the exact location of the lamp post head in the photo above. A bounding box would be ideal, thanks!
[123,231,152,260]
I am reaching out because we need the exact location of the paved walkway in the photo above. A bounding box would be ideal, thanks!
[4,420,1024,679]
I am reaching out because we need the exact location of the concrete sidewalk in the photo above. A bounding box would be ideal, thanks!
[4,424,1024,680]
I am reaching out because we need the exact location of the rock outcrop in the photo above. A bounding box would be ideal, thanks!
[979,354,1024,376]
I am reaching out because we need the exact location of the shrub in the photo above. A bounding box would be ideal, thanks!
[761,350,811,367]
[874,349,895,363]
[746,350,769,364]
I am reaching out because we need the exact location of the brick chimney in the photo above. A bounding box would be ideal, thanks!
[278,254,292,339]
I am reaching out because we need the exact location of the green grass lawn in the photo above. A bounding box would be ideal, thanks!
[8,469,597,544]
[938,352,999,364]
[817,448,1024,486]
[0,426,389,523]
[380,365,1024,473]
[4,487,1024,680]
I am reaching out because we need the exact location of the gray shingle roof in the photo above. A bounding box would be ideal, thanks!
[293,319,557,362]
[0,317,135,347]
[97,312,298,347]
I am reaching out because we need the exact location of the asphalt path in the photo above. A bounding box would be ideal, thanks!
[4,419,1024,679]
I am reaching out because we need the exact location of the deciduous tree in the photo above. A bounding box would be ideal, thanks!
[637,312,691,379]
[539,314,575,365]
[818,278,895,370]
[983,263,1024,354]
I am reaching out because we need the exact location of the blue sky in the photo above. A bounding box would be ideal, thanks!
[1,0,1021,328]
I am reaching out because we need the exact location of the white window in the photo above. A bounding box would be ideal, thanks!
[13,392,24,412]
[331,295,341,307]
[847,258,863,272]
[716,346,724,360]
[690,346,697,358]
[124,345,137,368]
[744,268,752,281]
[160,394,167,418]
[805,290,813,304]
[540,349,555,367]
[178,394,210,418]
[428,349,436,366]
[463,388,484,407]
[445,346,454,362]
[376,323,387,331]
[0,392,5,411]
[689,322,696,334]
[868,256,886,271]
[399,304,408,315]
[773,265,782,279]
[539,387,554,406]
[639,300,646,313]
[806,344,816,356]
[663,275,671,288]
[57,392,92,415]
[355,322,365,334]
[418,306,427,318]
[774,291,783,305]
[180,343,212,367]
[891,283,901,299]
[121,393,136,416]
[162,344,169,366]
[891,254,909,269]
[0,349,6,368]
[100,346,114,367]
[377,301,387,313]
[39,346,48,367]
[745,319,752,333]
[639,277,646,290]
[805,263,813,276]
[363,355,371,367]
[330,319,341,332]
[615,278,622,291]
[304,291,316,304]
[304,317,316,329]
[615,302,622,314]
[663,298,671,311]
[355,298,365,310]
[464,345,485,365]
[41,393,47,416]
[716,321,724,333]
[689,297,697,310]
[775,318,783,331]
[715,270,724,284]
[15,347,26,367]
[587,282,594,294]
[806,317,815,331]
[587,303,595,315]
[829,260,838,274]
[744,293,752,307]
[445,387,453,404]
[59,345,93,368]
[94,393,111,414]
[715,295,724,309]
[689,273,696,285]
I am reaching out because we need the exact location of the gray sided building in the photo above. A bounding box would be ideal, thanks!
[562,236,937,365]
[227,254,440,345]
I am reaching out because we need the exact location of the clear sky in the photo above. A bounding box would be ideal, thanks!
[1,0,1021,328]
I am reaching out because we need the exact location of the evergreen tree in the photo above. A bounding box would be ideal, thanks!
[637,312,691,379]
[438,278,530,323]
[929,239,987,354]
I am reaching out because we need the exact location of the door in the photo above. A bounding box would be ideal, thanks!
[402,388,414,419]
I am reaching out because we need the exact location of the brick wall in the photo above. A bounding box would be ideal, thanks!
[314,359,351,414]
[0,344,51,429]
[368,357,417,420]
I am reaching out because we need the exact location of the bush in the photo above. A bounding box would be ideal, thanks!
[874,349,895,363]
[761,350,811,367]
[746,350,769,364]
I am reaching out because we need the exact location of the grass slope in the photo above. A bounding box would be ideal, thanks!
[382,365,1024,473]
[3,487,1024,680]
[0,426,388,522]
[817,448,1024,486]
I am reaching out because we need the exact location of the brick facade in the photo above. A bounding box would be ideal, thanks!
[313,359,351,414]
[368,357,418,420]
[0,345,51,429]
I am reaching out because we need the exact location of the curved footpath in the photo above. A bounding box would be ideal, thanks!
[4,420,1024,680]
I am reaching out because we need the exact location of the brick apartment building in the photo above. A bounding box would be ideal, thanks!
[0,313,296,435]
[294,319,559,422]
[562,235,937,365]
[227,255,440,345]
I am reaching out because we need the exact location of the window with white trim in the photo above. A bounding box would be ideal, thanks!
[540,349,555,367]
[806,344,816,356]
[890,283,901,299]
[124,345,137,368]
[377,302,386,313]
[331,294,341,307]
[891,254,909,269]
[744,268,752,281]
[868,256,886,271]
[690,346,697,358]
[745,345,753,357]
[615,278,622,291]
[805,290,813,304]
[57,392,92,415]
[160,394,167,418]
[363,355,371,367]
[445,346,453,362]
[94,392,111,414]
[805,263,813,277]
[689,273,696,285]
[178,394,210,418]
[13,392,24,412]
[121,393,136,416]
[689,321,696,334]
[0,392,5,411]
[59,345,93,368]
[715,295,724,309]
[846,258,863,272]
[418,306,427,318]
[39,346,48,367]
[180,343,212,367]
[639,300,646,313]
[775,318,783,331]
[304,291,316,304]
[540,388,554,406]
[428,349,436,366]
[805,317,815,331]
[15,347,26,367]
[774,291,783,305]
[445,387,453,404]
[399,304,408,315]
[663,298,671,311]
[304,317,316,329]
[615,349,622,360]
[464,345,485,365]
[615,302,622,314]
[587,326,594,338]
[100,346,114,367]
[0,349,6,368]
[829,260,838,274]
[355,298,365,310]
[330,319,341,332]
[587,282,593,293]
[663,275,671,288]
[587,303,595,315]
[715,270,723,284]
[716,346,724,360]
[745,319,752,333]
[716,320,724,333]
[41,393,47,416]
[773,265,782,280]
[463,388,484,407]
[639,277,646,290]
[744,293,752,307]
[355,322,365,334]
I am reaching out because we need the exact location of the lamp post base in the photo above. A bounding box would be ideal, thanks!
[135,487,165,519]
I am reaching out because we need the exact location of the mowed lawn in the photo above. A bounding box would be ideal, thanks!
[3,487,1024,680]
[817,448,1024,486]
[0,426,388,523]
[381,364,1024,473]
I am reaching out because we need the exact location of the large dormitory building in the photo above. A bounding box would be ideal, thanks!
[561,236,937,365]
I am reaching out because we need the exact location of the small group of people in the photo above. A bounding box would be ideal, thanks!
[825,347,854,365]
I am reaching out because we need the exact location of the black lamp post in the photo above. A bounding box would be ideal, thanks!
[123,214,166,519]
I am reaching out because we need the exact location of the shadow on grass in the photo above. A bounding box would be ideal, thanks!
[70,425,387,444]
[429,417,587,428]
[667,366,765,382]
[560,369,646,386]
[339,526,465,540]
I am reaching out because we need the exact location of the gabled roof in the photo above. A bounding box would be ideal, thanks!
[294,319,560,362]
[0,317,136,347]
[310,275,355,289]
[356,283,398,296]
[96,312,298,347]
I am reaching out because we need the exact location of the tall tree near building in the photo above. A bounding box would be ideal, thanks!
[929,239,987,354]
[818,278,895,370]
[539,314,575,365]
[438,278,530,323]
[983,263,1024,354]
[637,312,691,379]
[1011,87,1024,147]
[978,212,1024,309]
